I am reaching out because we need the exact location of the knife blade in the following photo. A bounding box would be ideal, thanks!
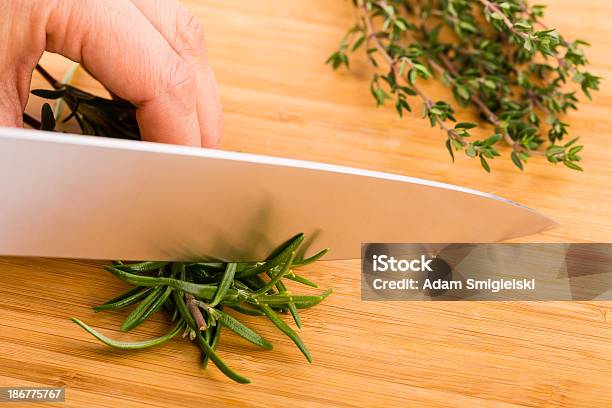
[0,127,556,261]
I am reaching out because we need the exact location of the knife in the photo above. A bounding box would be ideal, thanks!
[0,127,556,261]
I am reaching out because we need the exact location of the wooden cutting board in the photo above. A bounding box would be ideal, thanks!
[1,0,610,406]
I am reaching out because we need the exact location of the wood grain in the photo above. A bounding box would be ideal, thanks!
[1,0,611,407]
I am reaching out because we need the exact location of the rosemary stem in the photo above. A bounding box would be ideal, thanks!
[185,293,207,332]
[22,113,41,129]
[35,64,61,89]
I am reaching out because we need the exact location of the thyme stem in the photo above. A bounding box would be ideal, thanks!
[358,0,464,145]
[429,55,518,150]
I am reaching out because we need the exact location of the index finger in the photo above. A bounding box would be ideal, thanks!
[45,0,201,146]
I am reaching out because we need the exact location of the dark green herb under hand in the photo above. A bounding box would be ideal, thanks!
[72,233,331,384]
[26,64,140,140]
[328,0,600,172]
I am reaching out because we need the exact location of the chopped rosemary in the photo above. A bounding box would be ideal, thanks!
[72,234,331,384]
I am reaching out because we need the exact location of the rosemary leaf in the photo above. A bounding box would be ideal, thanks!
[72,318,184,350]
[274,280,302,328]
[229,305,266,316]
[285,273,319,288]
[260,305,312,363]
[209,308,272,350]
[115,261,169,273]
[120,286,165,332]
[105,266,227,301]
[173,289,197,331]
[93,287,153,312]
[239,275,272,294]
[133,285,174,328]
[96,285,145,306]
[255,251,295,295]
[195,333,250,384]
[292,289,333,309]
[237,233,304,278]
[253,293,326,306]
[40,103,56,131]
[209,263,237,308]
[292,248,329,268]
[202,320,222,369]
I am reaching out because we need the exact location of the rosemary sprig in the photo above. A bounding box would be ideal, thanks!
[72,234,331,384]
[30,64,140,140]
[328,0,600,172]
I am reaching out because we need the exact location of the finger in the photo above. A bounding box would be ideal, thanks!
[45,0,201,146]
[129,0,223,147]
[0,2,42,127]
[0,83,24,127]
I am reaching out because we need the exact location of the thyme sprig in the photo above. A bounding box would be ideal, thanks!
[328,0,600,171]
[72,233,331,384]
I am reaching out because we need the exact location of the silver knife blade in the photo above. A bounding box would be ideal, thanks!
[0,127,556,261]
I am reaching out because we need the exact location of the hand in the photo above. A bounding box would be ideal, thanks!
[0,0,223,147]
